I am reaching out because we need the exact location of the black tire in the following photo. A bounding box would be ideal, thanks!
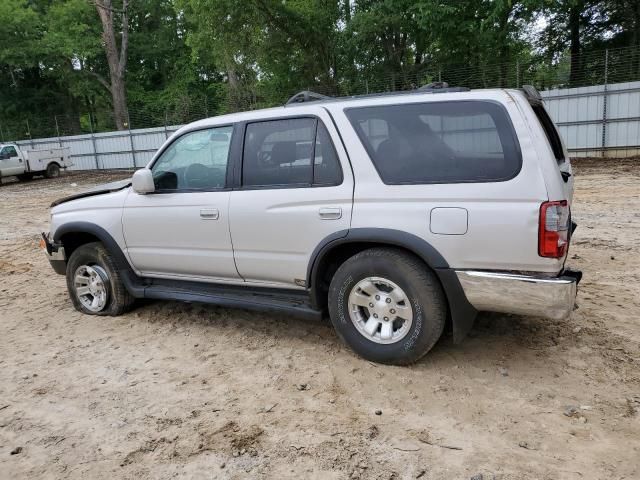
[17,173,34,181]
[328,247,447,365]
[66,242,134,316]
[45,163,60,179]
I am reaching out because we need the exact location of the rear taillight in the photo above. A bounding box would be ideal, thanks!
[539,201,570,258]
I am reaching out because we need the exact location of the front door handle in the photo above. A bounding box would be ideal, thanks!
[200,208,219,220]
[318,207,342,220]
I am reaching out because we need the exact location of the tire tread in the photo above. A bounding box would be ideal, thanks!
[66,242,134,316]
[328,247,447,365]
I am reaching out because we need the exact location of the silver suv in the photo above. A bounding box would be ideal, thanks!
[42,85,581,364]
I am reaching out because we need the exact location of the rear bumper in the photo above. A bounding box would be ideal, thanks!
[455,269,581,320]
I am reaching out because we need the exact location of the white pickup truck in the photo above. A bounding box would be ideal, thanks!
[0,143,71,181]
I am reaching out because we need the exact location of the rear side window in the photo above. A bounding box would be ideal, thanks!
[242,118,342,187]
[345,101,521,184]
[313,123,342,185]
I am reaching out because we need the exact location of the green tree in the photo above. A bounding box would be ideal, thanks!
[2,0,640,141]
[537,0,611,85]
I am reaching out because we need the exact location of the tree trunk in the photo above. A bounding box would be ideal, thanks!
[95,0,130,130]
[489,2,515,88]
[568,2,582,86]
[111,76,129,129]
[226,64,243,112]
[63,95,82,135]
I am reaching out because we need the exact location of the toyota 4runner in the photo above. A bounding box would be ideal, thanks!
[42,85,582,365]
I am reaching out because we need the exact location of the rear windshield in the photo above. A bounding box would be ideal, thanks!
[345,101,522,184]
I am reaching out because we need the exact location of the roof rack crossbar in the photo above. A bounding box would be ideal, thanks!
[418,82,470,93]
[285,90,332,105]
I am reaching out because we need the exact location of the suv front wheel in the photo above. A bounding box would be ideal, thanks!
[66,242,134,316]
[328,248,447,365]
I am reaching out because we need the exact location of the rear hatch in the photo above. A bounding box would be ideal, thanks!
[522,86,574,203]
[520,86,576,263]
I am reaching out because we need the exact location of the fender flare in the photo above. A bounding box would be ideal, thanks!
[307,228,449,285]
[53,222,145,296]
[307,228,477,343]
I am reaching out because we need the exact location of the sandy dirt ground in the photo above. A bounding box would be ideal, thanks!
[0,161,638,480]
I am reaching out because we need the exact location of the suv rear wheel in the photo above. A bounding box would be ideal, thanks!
[45,163,60,178]
[66,242,134,316]
[328,247,446,365]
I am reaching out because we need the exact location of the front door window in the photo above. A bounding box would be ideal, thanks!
[151,126,233,191]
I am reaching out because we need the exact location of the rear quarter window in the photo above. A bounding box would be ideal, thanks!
[345,101,522,184]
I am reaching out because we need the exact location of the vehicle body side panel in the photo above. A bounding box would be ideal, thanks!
[50,188,130,258]
[325,91,564,274]
[228,108,355,287]
[23,147,72,173]
[121,188,240,281]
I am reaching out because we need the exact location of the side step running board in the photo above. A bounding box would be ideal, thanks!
[123,273,323,321]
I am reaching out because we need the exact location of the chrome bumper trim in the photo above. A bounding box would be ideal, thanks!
[455,270,579,320]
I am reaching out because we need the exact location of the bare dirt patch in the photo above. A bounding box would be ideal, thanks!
[1,165,639,479]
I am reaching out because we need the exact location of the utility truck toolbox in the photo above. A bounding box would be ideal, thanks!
[0,143,71,180]
[42,83,581,365]
[25,147,72,172]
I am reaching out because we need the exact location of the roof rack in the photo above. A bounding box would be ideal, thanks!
[285,90,331,105]
[284,82,470,106]
[521,84,543,105]
[417,82,470,93]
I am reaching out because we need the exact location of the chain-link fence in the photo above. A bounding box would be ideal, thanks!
[3,45,640,140]
[2,45,640,160]
[0,94,220,142]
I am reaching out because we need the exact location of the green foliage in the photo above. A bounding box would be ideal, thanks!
[0,0,42,66]
[1,0,638,140]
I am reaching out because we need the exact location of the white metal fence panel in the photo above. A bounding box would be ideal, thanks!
[13,81,639,169]
[15,126,180,171]
[541,80,640,157]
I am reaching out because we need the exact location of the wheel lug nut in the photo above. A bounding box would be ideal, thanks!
[386,298,391,303]
[375,295,380,300]
[390,309,396,314]
[383,317,389,321]
[373,313,378,318]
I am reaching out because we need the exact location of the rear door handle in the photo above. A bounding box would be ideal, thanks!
[200,208,219,220]
[318,207,342,220]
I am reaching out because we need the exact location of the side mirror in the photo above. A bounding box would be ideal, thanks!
[132,168,155,194]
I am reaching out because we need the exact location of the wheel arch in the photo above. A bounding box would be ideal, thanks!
[55,221,144,297]
[308,228,477,343]
[54,222,131,272]
[44,161,62,178]
[46,161,61,170]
